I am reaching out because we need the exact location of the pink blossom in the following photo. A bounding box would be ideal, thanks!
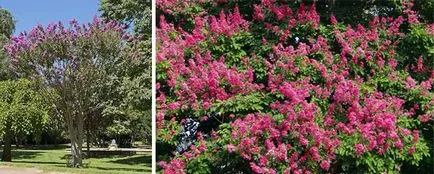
[419,114,431,122]
[404,76,417,89]
[227,144,236,153]
[355,144,365,156]
[320,160,330,170]
[330,15,337,25]
[408,146,415,155]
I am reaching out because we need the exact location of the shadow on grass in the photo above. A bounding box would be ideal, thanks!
[10,160,65,165]
[85,154,136,159]
[20,145,69,150]
[6,160,151,173]
[88,166,151,173]
[109,155,152,166]
[0,150,43,160]
[6,160,67,168]
[1,147,152,173]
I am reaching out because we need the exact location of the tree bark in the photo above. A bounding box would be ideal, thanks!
[86,130,90,156]
[2,122,12,161]
[66,106,84,168]
[70,138,82,167]
[15,137,20,148]
[69,124,83,167]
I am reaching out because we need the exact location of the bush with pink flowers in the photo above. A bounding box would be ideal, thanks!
[157,0,433,173]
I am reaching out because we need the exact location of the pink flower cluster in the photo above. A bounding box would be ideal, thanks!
[230,113,338,173]
[157,0,434,173]
[3,17,128,78]
[157,0,207,15]
[210,7,248,36]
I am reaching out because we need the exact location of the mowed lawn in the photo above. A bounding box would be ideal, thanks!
[0,145,151,174]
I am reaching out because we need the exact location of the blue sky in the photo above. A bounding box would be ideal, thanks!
[0,0,100,35]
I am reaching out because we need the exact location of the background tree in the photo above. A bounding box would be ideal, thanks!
[99,0,151,36]
[97,0,152,146]
[0,79,49,161]
[0,7,15,80]
[157,0,433,28]
[313,0,433,25]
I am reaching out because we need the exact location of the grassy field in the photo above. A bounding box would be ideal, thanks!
[0,145,151,174]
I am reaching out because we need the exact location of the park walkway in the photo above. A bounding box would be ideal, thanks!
[0,166,66,174]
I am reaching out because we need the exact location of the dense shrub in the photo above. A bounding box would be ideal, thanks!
[157,0,434,173]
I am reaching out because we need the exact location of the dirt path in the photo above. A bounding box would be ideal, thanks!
[0,166,42,174]
[0,166,66,174]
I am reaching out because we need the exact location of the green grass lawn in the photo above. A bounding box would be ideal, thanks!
[0,145,151,174]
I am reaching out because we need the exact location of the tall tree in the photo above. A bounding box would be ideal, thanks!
[0,8,14,40]
[0,7,15,80]
[3,18,141,167]
[0,79,49,161]
[99,0,151,36]
[98,0,152,146]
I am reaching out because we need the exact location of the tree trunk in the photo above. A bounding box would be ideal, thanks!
[70,137,82,167]
[2,122,12,161]
[15,137,20,148]
[66,109,84,168]
[69,126,83,167]
[86,130,90,155]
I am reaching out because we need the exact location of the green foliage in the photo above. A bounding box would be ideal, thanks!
[98,0,152,144]
[0,7,14,40]
[94,36,152,145]
[413,0,434,23]
[397,24,434,79]
[0,7,15,80]
[210,92,270,116]
[0,79,50,141]
[99,0,151,36]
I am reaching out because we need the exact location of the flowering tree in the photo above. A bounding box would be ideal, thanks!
[4,18,140,167]
[157,0,433,173]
